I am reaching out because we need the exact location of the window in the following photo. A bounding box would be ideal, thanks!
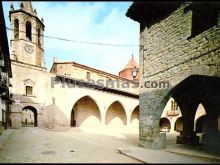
[86,72,91,80]
[26,21,32,41]
[26,86,33,95]
[174,101,178,111]
[188,3,218,37]
[171,100,178,111]
[14,19,19,39]
[37,28,41,46]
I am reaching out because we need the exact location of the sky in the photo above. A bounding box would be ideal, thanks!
[2,1,139,75]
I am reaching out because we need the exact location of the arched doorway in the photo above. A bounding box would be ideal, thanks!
[130,106,139,128]
[22,106,38,127]
[195,115,208,133]
[105,101,127,127]
[70,96,101,127]
[174,117,183,132]
[160,117,171,132]
[194,103,207,133]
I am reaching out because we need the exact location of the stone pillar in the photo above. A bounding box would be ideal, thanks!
[9,102,22,128]
[37,109,43,127]
[139,89,169,149]
[169,117,176,133]
[10,112,22,128]
[127,110,131,127]
[101,107,106,127]
[176,103,199,145]
[202,114,220,155]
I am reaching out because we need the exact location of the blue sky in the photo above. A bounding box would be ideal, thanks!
[2,1,139,75]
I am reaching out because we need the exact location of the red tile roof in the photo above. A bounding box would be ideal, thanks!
[122,55,138,70]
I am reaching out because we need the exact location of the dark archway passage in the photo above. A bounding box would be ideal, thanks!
[174,117,183,132]
[71,96,101,127]
[160,117,171,132]
[22,106,38,127]
[171,75,220,150]
[195,115,208,133]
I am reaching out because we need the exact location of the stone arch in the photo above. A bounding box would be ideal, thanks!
[194,103,207,131]
[161,97,181,117]
[159,117,171,132]
[26,20,32,41]
[130,105,139,127]
[105,100,127,114]
[174,117,183,132]
[195,115,208,133]
[105,101,127,127]
[70,95,101,127]
[22,106,38,127]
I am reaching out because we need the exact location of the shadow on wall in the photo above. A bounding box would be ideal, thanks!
[105,101,127,127]
[71,96,101,127]
[41,103,70,132]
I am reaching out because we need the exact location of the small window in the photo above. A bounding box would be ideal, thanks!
[14,19,19,39]
[26,86,33,95]
[174,101,178,111]
[86,72,91,80]
[171,100,178,111]
[190,4,218,37]
[26,21,32,41]
[171,101,174,111]
[37,28,41,46]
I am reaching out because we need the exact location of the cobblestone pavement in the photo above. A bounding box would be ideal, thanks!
[0,127,217,163]
[0,127,142,163]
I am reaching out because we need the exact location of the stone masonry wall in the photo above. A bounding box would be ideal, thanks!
[140,3,220,93]
[139,2,220,149]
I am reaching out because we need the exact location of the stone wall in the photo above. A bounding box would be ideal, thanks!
[138,2,220,150]
[140,3,220,91]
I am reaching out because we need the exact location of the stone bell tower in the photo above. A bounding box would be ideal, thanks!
[8,1,48,128]
[9,1,45,67]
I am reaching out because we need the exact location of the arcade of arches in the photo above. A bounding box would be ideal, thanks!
[139,75,220,154]
[70,96,136,128]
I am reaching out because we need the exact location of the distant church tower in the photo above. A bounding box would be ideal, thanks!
[9,1,45,67]
[9,2,48,128]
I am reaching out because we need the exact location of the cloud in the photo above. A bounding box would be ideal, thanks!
[3,2,139,75]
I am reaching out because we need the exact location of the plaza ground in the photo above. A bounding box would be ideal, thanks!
[0,127,219,163]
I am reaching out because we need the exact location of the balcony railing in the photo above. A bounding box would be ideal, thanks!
[167,109,180,116]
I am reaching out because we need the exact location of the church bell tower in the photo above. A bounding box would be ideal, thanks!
[9,1,45,68]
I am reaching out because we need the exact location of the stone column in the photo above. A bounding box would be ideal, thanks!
[37,109,43,127]
[10,112,22,128]
[100,106,106,127]
[176,103,199,145]
[139,89,169,149]
[202,113,220,155]
[10,103,22,128]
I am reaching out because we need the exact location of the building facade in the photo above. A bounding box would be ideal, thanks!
[8,1,140,131]
[0,2,13,135]
[126,2,220,154]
